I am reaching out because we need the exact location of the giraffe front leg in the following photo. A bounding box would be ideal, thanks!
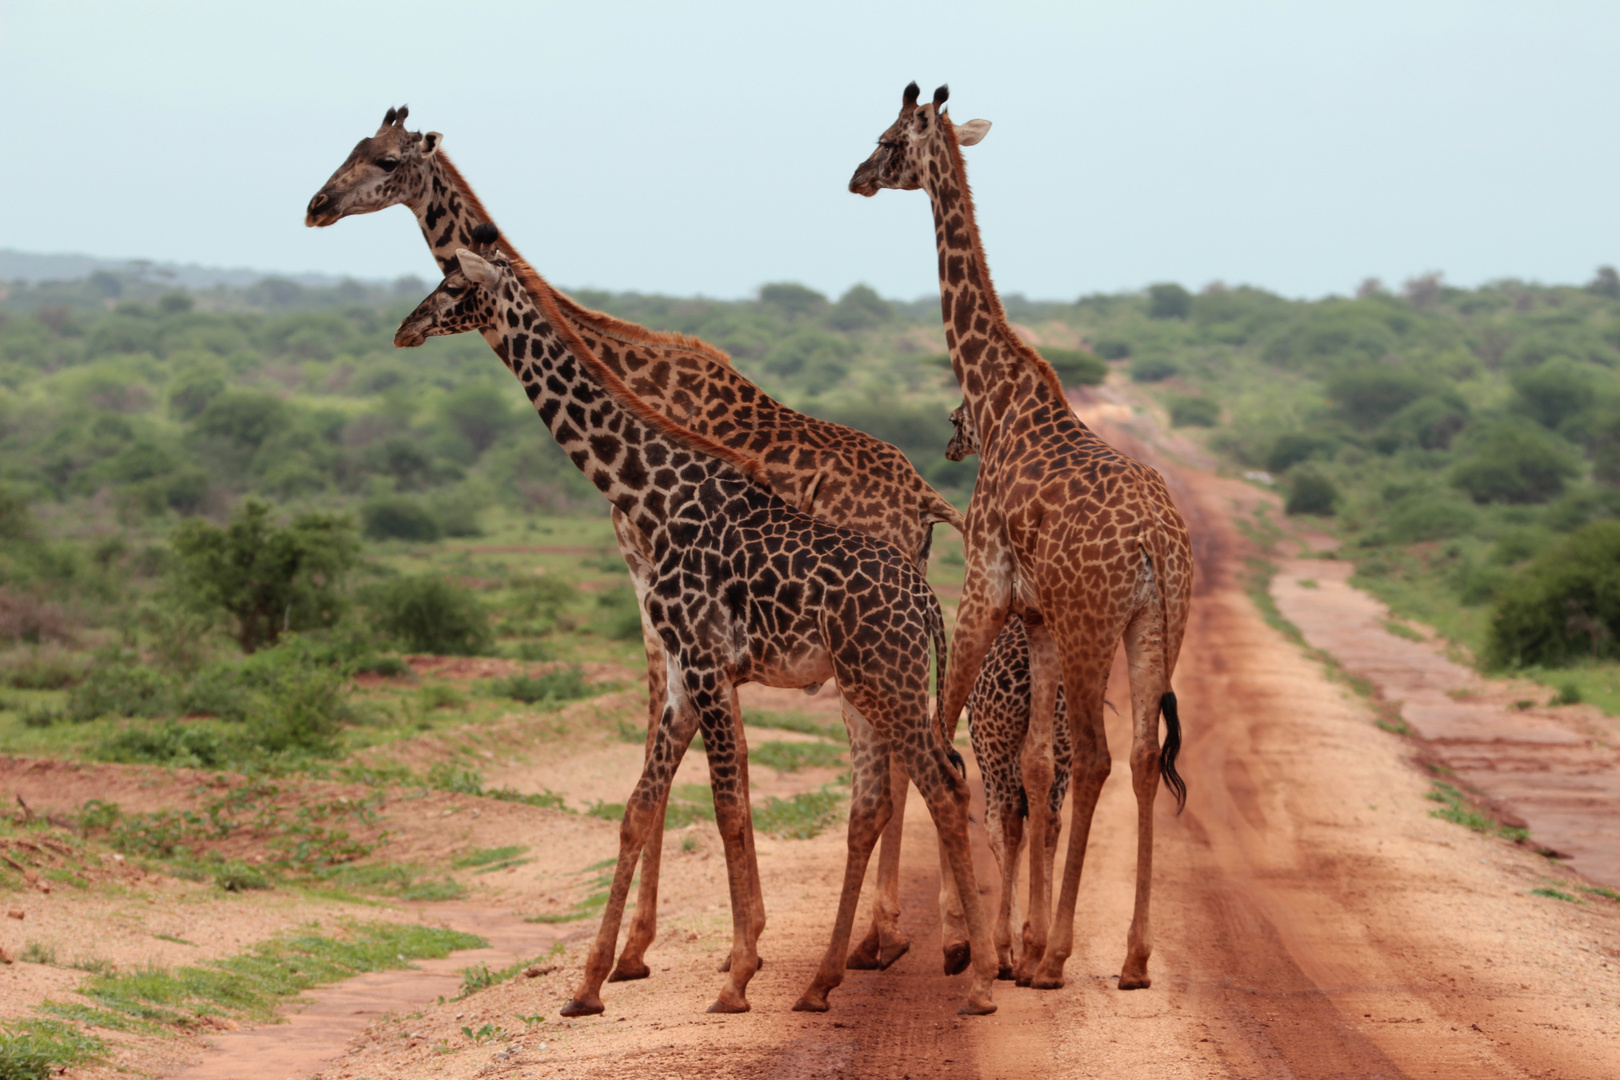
[696,693,762,1014]
[848,745,911,970]
[983,796,1025,980]
[909,752,998,1015]
[562,702,694,1017]
[795,727,891,1011]
[937,831,971,975]
[611,510,665,983]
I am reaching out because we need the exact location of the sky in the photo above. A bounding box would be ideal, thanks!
[2,0,1617,301]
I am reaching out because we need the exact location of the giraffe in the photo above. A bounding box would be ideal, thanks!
[850,83,1194,992]
[392,226,1000,1016]
[307,106,968,976]
[947,403,1075,982]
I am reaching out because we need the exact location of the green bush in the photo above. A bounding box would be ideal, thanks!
[487,665,592,705]
[1285,470,1338,516]
[1327,366,1438,430]
[1486,521,1620,668]
[594,586,646,641]
[172,501,358,653]
[1512,357,1601,432]
[1266,432,1338,473]
[1039,348,1108,387]
[98,720,235,768]
[1094,338,1131,360]
[1169,396,1220,428]
[1383,494,1478,543]
[365,576,492,656]
[1147,283,1192,320]
[360,496,441,543]
[67,663,175,722]
[1376,394,1469,451]
[1451,418,1581,505]
[1130,356,1180,383]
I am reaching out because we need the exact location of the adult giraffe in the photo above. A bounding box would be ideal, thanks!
[850,83,1194,991]
[306,106,967,976]
[394,228,999,1015]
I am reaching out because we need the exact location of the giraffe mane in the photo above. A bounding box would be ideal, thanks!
[433,152,736,370]
[937,117,1069,404]
[510,262,774,489]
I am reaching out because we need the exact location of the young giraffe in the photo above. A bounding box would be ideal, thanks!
[948,404,1074,982]
[307,106,968,976]
[851,83,1193,991]
[393,227,1000,1016]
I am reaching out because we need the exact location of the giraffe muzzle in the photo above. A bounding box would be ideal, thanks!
[305,191,340,228]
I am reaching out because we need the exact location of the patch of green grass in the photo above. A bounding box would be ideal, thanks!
[1381,619,1427,643]
[79,921,484,1029]
[18,941,55,965]
[485,666,593,706]
[1295,578,1319,589]
[1530,886,1579,903]
[451,845,528,870]
[526,862,623,924]
[752,788,844,840]
[750,741,846,773]
[150,933,194,946]
[36,1000,155,1034]
[0,1018,106,1080]
[399,879,468,901]
[1426,782,1529,842]
[1578,884,1620,902]
[742,709,844,742]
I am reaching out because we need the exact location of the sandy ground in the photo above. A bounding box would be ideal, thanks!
[5,383,1620,1078]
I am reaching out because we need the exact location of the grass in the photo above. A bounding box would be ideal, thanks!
[451,845,528,869]
[752,788,844,839]
[750,741,846,773]
[742,709,845,742]
[1381,619,1427,643]
[71,921,484,1030]
[0,1018,106,1080]
[526,859,622,924]
[1426,781,1529,842]
[1530,886,1580,903]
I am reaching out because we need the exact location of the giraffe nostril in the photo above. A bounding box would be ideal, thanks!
[308,192,329,212]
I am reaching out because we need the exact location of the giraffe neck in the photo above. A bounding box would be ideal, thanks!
[477,272,764,540]
[407,154,497,273]
[922,127,1067,454]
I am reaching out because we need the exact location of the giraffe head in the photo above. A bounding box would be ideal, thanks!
[944,403,979,461]
[394,224,510,348]
[306,106,443,227]
[848,82,990,196]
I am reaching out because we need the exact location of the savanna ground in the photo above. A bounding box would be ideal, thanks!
[0,381,1616,1080]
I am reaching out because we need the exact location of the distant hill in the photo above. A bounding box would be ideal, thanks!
[0,248,363,291]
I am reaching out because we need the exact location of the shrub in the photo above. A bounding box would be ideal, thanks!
[1147,283,1192,320]
[1511,357,1600,432]
[1376,394,1470,451]
[365,576,492,656]
[1285,470,1338,516]
[1383,495,1478,543]
[360,496,441,543]
[487,666,592,705]
[98,721,235,768]
[1039,348,1107,387]
[1486,521,1620,668]
[66,664,175,723]
[594,586,646,641]
[172,501,358,653]
[1169,396,1220,428]
[1130,356,1180,383]
[1266,432,1338,473]
[1094,338,1131,360]
[1450,418,1581,505]
[1327,366,1438,430]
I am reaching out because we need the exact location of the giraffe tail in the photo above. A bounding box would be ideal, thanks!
[923,490,968,534]
[1144,535,1188,814]
[926,593,965,778]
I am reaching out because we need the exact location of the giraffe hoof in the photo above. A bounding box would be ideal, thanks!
[942,942,971,976]
[1117,972,1151,990]
[559,997,604,1018]
[996,965,1016,982]
[608,958,650,983]
[1030,973,1065,991]
[957,996,997,1016]
[876,939,911,970]
[707,996,751,1014]
[791,993,830,1013]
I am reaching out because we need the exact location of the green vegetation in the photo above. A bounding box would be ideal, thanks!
[1426,781,1528,842]
[0,1018,106,1080]
[752,788,844,839]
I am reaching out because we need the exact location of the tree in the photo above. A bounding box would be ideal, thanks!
[757,282,829,319]
[172,501,358,652]
[1450,418,1581,505]
[439,383,517,456]
[1147,283,1191,320]
[1586,266,1620,300]
[1486,522,1620,668]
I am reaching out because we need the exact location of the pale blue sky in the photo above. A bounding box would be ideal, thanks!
[2,1,1616,299]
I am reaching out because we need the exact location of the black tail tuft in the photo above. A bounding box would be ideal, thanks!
[947,747,967,780]
[1160,690,1186,813]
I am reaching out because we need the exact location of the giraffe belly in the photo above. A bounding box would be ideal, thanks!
[741,644,835,693]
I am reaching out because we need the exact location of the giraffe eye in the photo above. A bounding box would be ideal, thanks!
[879,140,899,150]
[376,157,400,172]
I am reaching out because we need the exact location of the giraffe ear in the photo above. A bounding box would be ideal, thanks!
[420,132,442,155]
[955,119,991,147]
[456,249,501,289]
